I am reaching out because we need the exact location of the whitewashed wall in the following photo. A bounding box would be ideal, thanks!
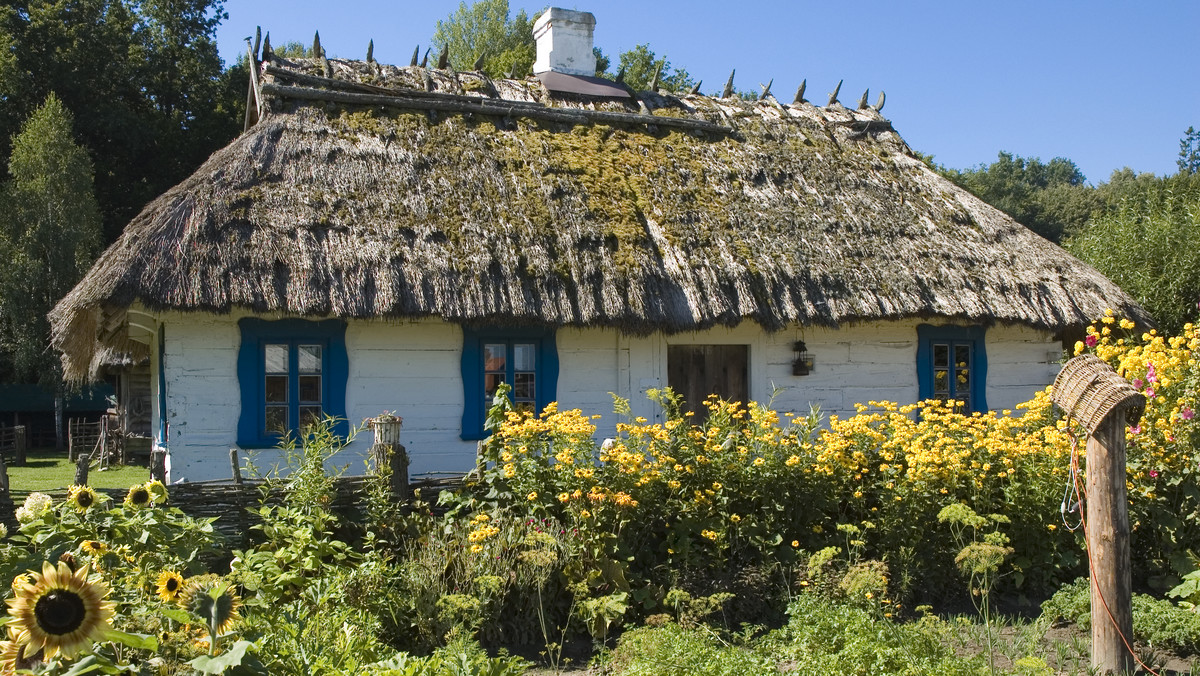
[152,313,1063,482]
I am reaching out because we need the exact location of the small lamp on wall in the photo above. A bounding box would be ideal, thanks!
[792,340,814,376]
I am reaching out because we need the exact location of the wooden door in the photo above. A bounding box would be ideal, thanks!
[667,345,749,419]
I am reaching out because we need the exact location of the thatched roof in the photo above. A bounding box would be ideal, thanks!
[51,53,1148,381]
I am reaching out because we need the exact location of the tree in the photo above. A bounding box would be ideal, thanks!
[0,94,102,387]
[1178,126,1200,175]
[940,152,1097,243]
[0,0,241,245]
[607,44,695,93]
[431,0,537,78]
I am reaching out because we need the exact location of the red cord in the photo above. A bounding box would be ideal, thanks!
[1071,425,1160,676]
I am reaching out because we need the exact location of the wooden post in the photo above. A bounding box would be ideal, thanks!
[1087,412,1134,675]
[370,414,409,501]
[229,448,243,484]
[13,425,24,467]
[150,448,167,482]
[73,453,89,486]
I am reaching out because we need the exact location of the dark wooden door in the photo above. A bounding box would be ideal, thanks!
[667,345,749,418]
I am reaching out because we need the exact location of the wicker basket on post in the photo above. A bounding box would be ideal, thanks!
[369,413,409,501]
[1051,353,1144,675]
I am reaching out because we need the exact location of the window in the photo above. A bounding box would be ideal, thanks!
[461,327,558,440]
[238,318,348,447]
[916,325,987,413]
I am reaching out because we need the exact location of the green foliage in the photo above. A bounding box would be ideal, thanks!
[607,44,695,93]
[432,0,537,78]
[0,94,101,385]
[0,0,241,245]
[605,622,778,676]
[940,151,1095,243]
[1041,578,1200,654]
[1064,177,1200,332]
[1179,126,1200,175]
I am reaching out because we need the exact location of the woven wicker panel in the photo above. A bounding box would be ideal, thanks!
[1052,354,1145,435]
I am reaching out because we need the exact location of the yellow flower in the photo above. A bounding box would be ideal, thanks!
[155,570,185,603]
[6,561,114,660]
[80,540,107,556]
[183,578,241,635]
[753,457,765,466]
[124,484,152,508]
[730,514,741,523]
[712,482,722,491]
[791,540,799,548]
[557,492,570,503]
[67,485,99,511]
[527,491,538,501]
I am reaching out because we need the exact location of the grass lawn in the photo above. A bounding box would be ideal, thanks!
[7,449,149,496]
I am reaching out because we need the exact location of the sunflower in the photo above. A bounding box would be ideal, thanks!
[79,541,107,557]
[9,573,36,596]
[66,485,98,512]
[0,634,38,674]
[183,578,241,635]
[6,561,114,660]
[144,480,168,504]
[155,571,185,604]
[124,484,151,508]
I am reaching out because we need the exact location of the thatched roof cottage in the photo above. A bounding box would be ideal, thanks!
[52,9,1145,481]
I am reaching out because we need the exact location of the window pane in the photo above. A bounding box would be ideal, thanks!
[300,405,323,428]
[485,373,505,399]
[513,372,535,401]
[513,343,536,371]
[298,344,322,373]
[265,344,288,373]
[484,344,506,373]
[265,406,287,434]
[933,344,949,368]
[299,375,321,403]
[265,375,288,403]
[954,345,970,370]
[934,369,949,395]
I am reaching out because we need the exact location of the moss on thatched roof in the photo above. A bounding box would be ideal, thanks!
[51,53,1147,381]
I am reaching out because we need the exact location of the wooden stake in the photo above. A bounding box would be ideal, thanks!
[1087,411,1134,675]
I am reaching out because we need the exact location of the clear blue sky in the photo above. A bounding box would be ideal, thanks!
[215,1,1199,183]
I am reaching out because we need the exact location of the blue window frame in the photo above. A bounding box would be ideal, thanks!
[237,318,349,447]
[461,327,558,441]
[916,325,987,413]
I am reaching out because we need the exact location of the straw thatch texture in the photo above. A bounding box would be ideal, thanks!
[51,55,1148,381]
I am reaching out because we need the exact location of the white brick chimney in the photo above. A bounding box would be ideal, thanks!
[532,8,596,77]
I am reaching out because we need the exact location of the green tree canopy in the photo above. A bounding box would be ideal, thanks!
[940,152,1096,243]
[0,94,102,385]
[1179,126,1200,175]
[605,43,695,93]
[0,0,241,244]
[431,0,537,78]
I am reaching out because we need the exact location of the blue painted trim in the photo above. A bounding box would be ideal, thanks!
[157,326,167,445]
[916,324,988,412]
[460,326,558,440]
[237,318,349,447]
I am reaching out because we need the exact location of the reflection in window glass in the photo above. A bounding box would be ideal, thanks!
[265,344,288,373]
[298,344,322,373]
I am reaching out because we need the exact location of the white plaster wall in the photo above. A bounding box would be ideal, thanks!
[155,313,1064,482]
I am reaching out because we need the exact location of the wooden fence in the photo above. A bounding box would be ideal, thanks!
[0,426,25,466]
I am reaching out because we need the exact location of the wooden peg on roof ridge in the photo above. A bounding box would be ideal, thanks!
[312,31,322,59]
[473,53,485,71]
[253,27,261,61]
[828,79,842,106]
[366,39,374,64]
[874,90,886,112]
[722,69,735,98]
[688,80,702,95]
[421,47,430,68]
[262,33,272,60]
[649,62,662,91]
[857,88,869,110]
[437,45,449,69]
[760,79,773,99]
[410,45,420,67]
[793,79,807,104]
[506,62,517,79]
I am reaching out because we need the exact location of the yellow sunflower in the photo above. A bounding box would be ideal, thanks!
[9,573,36,597]
[183,578,241,635]
[0,634,37,674]
[66,485,98,512]
[123,484,151,508]
[6,561,114,660]
[79,541,107,557]
[155,571,185,604]
[144,480,168,504]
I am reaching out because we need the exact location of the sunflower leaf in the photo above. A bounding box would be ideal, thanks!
[103,627,159,651]
[160,607,190,623]
[189,639,254,674]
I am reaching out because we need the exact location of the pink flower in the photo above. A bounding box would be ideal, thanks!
[1132,378,1144,389]
[1129,425,1142,435]
[1183,407,1195,421]
[1085,335,1098,348]
[1145,387,1156,398]
[1149,469,1159,478]
[1147,363,1157,384]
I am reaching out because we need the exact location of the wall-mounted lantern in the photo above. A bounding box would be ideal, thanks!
[792,340,814,376]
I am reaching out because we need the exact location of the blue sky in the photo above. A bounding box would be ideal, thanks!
[215,1,1198,183]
